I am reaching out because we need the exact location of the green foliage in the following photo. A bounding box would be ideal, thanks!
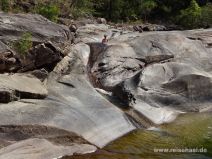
[142,0,157,13]
[0,0,10,12]
[36,4,60,22]
[200,3,212,27]
[0,0,211,29]
[71,0,95,19]
[141,0,158,21]
[177,0,202,29]
[13,33,33,56]
[68,0,210,28]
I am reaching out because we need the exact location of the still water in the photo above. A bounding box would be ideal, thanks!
[67,113,212,159]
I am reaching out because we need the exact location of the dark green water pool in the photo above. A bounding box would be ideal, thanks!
[68,113,212,159]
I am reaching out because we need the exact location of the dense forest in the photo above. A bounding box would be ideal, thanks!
[0,0,212,29]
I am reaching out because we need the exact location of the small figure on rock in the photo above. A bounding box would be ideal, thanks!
[102,34,108,44]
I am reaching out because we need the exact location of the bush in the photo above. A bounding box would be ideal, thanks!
[177,0,201,29]
[13,33,33,56]
[0,0,10,12]
[36,4,60,22]
[141,0,158,22]
[200,3,212,27]
[70,0,95,19]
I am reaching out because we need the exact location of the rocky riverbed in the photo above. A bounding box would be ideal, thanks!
[0,12,211,158]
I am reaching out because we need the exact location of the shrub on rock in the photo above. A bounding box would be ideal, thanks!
[36,4,59,22]
[12,32,32,56]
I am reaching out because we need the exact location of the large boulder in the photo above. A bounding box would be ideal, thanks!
[0,13,72,43]
[0,13,136,158]
[0,46,135,150]
[88,43,145,90]
[18,42,63,72]
[0,73,47,103]
[0,13,73,73]
[89,29,212,124]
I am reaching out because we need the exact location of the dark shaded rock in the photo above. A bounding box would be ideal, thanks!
[0,41,20,73]
[69,24,78,33]
[58,18,74,26]
[133,26,143,32]
[133,24,167,32]
[112,72,141,106]
[18,42,62,72]
[88,43,145,90]
[0,13,73,73]
[30,68,48,82]
[0,88,17,103]
[144,55,174,64]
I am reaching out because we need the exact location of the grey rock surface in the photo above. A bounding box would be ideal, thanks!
[76,24,127,43]
[0,73,47,103]
[0,16,211,158]
[0,13,72,73]
[0,13,72,43]
[89,29,212,124]
[0,13,117,158]
[0,138,96,159]
[19,42,63,72]
[0,48,135,149]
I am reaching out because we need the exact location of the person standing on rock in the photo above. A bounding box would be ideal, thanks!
[102,34,108,44]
